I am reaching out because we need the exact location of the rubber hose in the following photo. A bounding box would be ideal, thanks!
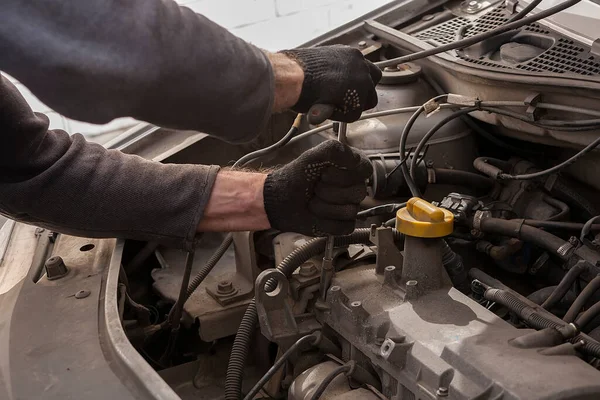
[527,286,577,317]
[551,179,598,219]
[484,286,600,358]
[541,262,587,310]
[518,220,600,232]
[576,301,600,331]
[471,269,600,358]
[473,157,511,179]
[564,275,600,322]
[432,168,495,190]
[478,218,570,261]
[225,228,400,400]
[441,241,468,292]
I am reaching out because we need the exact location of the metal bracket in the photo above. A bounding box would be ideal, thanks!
[255,269,320,346]
[369,226,403,275]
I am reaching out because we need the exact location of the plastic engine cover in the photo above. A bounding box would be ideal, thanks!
[319,265,600,399]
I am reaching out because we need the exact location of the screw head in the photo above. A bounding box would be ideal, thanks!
[75,290,90,299]
[437,387,449,397]
[422,14,434,21]
[351,301,362,308]
[358,40,367,47]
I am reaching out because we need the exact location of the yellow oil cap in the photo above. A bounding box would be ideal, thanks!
[396,197,454,238]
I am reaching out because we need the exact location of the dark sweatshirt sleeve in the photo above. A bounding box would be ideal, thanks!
[0,75,219,250]
[0,0,274,143]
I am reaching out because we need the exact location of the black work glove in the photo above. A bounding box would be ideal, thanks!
[263,140,372,236]
[280,45,382,122]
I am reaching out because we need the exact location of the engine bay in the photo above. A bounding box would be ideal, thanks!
[113,1,600,399]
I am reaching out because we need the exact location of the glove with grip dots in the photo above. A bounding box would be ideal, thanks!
[263,140,372,236]
[280,45,382,123]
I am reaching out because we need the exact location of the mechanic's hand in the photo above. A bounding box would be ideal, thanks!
[263,140,372,236]
[280,45,382,122]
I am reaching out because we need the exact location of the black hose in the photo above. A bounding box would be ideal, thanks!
[225,228,400,400]
[564,275,600,323]
[581,216,600,242]
[243,333,320,400]
[432,168,494,190]
[409,108,478,180]
[371,0,583,68]
[471,269,600,358]
[518,220,600,232]
[185,234,232,302]
[576,301,600,331]
[399,95,448,198]
[551,178,598,219]
[309,362,354,400]
[541,262,587,310]
[473,157,512,179]
[478,218,570,261]
[168,250,195,327]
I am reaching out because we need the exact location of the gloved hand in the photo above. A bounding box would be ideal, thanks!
[280,45,382,122]
[263,140,372,236]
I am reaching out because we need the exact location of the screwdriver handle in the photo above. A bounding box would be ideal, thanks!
[307,104,335,125]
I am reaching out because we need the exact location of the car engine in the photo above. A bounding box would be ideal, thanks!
[111,1,600,399]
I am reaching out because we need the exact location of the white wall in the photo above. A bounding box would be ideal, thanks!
[10,0,392,137]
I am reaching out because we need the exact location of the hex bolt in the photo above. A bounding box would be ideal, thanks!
[437,387,449,397]
[299,263,318,277]
[351,301,362,308]
[358,40,367,47]
[75,290,90,299]
[217,280,235,295]
[45,256,69,280]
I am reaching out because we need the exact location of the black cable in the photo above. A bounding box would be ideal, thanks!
[399,95,448,198]
[373,0,583,68]
[497,136,600,181]
[564,275,600,323]
[357,203,407,219]
[309,362,354,400]
[507,0,544,22]
[243,333,320,400]
[581,216,600,242]
[480,106,600,130]
[409,107,478,179]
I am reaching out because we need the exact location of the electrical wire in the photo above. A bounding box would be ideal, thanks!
[496,136,600,181]
[243,333,320,400]
[409,107,478,179]
[309,362,355,400]
[373,0,583,68]
[357,202,407,219]
[399,94,449,197]
[507,0,545,22]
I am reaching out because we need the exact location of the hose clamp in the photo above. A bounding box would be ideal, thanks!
[473,210,492,231]
[557,242,574,258]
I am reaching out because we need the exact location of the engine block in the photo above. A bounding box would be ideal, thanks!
[316,264,600,399]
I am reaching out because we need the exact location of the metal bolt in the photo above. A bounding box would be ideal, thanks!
[217,280,235,294]
[422,14,434,21]
[330,285,341,292]
[469,0,478,5]
[75,290,90,299]
[299,263,318,277]
[385,266,395,272]
[45,256,69,280]
[437,387,449,397]
[351,301,362,308]
[358,40,367,47]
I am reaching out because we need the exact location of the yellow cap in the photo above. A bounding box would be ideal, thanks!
[396,197,454,238]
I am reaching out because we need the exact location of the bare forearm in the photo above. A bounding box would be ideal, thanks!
[197,170,270,232]
[267,52,304,113]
